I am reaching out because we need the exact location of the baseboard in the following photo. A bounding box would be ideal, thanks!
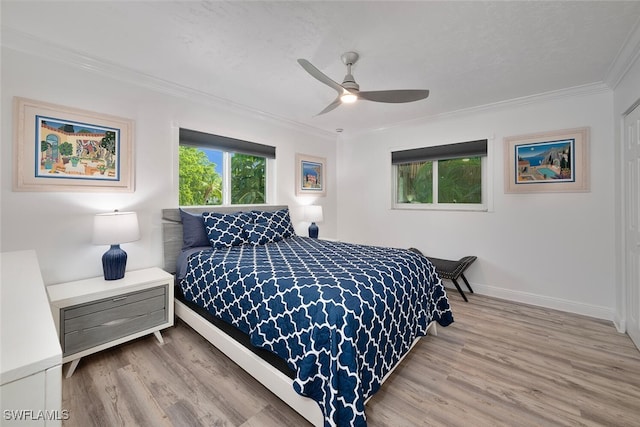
[443,282,615,321]
[613,313,626,333]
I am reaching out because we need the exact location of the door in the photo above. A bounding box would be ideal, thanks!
[624,103,640,350]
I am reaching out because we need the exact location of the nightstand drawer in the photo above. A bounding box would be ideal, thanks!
[63,286,165,320]
[61,286,167,356]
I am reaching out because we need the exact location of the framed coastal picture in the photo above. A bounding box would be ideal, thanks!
[295,153,326,196]
[13,97,134,192]
[504,127,589,193]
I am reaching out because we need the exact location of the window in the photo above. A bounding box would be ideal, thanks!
[392,139,488,210]
[179,128,274,206]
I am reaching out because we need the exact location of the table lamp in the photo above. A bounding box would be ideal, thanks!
[93,210,140,280]
[304,205,323,238]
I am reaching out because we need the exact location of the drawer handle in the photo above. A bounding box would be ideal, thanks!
[83,313,146,331]
[112,296,128,302]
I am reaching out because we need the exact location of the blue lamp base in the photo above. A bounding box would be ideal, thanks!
[308,222,319,238]
[102,244,127,280]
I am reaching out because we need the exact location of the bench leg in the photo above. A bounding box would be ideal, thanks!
[451,278,468,302]
[461,273,474,293]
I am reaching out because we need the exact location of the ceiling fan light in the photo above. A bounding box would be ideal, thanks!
[341,93,358,103]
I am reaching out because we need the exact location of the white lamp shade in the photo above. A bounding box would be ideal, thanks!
[304,205,324,223]
[93,211,140,245]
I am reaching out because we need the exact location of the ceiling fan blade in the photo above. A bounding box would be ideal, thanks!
[358,89,429,103]
[316,96,342,116]
[297,59,345,94]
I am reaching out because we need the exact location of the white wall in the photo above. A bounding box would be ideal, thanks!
[0,47,337,285]
[0,39,625,322]
[337,89,616,319]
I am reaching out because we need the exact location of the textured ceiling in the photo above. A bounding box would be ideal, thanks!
[3,1,640,135]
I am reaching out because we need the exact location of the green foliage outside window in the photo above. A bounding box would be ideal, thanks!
[438,158,481,203]
[231,154,266,204]
[397,157,481,204]
[397,161,433,203]
[179,146,222,206]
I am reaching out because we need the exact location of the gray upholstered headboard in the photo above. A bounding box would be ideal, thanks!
[162,205,289,274]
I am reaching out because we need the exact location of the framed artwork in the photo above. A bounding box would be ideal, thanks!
[13,97,134,192]
[504,127,589,193]
[295,153,326,196]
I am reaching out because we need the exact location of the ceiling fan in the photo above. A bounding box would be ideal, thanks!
[297,51,429,115]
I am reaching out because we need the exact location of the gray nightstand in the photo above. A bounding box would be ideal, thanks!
[47,267,174,378]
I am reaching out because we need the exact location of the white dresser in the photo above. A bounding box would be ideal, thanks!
[0,250,63,426]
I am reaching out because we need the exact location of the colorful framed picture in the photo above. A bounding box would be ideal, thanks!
[13,97,134,192]
[504,127,589,193]
[295,153,326,196]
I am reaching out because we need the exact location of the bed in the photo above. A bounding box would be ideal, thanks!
[162,205,453,427]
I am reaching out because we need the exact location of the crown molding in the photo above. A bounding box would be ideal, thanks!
[345,82,611,139]
[433,82,610,120]
[1,27,335,140]
[604,16,640,89]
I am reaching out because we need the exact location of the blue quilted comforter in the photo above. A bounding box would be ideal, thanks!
[180,236,453,426]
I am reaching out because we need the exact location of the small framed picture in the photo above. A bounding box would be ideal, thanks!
[13,97,134,192]
[504,127,589,193]
[296,153,326,196]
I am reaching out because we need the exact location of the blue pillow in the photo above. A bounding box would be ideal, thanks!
[252,208,296,238]
[203,211,253,248]
[179,209,209,250]
[244,221,284,246]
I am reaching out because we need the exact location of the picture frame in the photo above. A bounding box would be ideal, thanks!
[13,97,134,192]
[295,153,326,196]
[504,127,589,193]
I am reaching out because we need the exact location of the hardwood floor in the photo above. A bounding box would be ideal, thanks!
[61,293,640,426]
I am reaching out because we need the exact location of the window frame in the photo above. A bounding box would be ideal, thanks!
[391,138,493,212]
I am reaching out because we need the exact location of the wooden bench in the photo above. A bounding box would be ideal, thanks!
[408,248,476,302]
